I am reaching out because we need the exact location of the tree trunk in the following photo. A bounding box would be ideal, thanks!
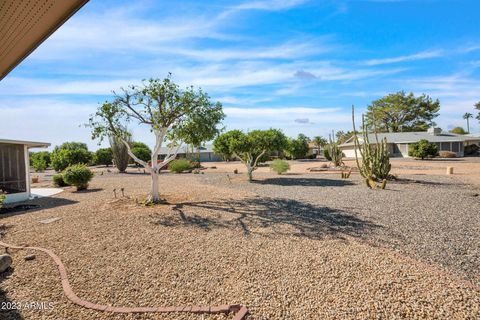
[150,172,161,203]
[247,168,253,181]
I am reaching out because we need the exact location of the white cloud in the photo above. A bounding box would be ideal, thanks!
[225,106,341,117]
[364,50,443,66]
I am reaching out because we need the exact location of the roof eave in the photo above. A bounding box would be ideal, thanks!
[0,139,50,148]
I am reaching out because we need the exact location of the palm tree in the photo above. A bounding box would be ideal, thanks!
[312,136,327,156]
[475,102,480,122]
[463,112,473,133]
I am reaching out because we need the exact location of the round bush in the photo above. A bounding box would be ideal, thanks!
[52,174,68,187]
[168,159,192,173]
[62,164,94,190]
[51,148,92,172]
[32,157,48,172]
[0,192,6,209]
[94,148,113,166]
[270,159,290,174]
[30,151,50,171]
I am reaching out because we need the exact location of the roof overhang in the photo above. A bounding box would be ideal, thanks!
[0,139,50,148]
[0,0,89,80]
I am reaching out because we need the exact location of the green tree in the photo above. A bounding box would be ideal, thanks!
[335,130,355,144]
[88,74,224,203]
[94,148,113,166]
[463,112,473,133]
[409,139,438,160]
[449,127,467,134]
[30,151,50,171]
[50,142,92,172]
[174,99,224,164]
[311,136,327,155]
[286,134,310,160]
[366,91,440,132]
[475,102,480,123]
[212,130,237,161]
[213,129,288,181]
[131,142,152,164]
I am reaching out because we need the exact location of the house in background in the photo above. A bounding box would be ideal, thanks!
[0,139,50,203]
[463,133,480,147]
[308,142,324,158]
[159,145,223,162]
[339,128,480,158]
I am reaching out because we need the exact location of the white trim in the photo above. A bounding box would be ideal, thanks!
[24,145,31,198]
[0,138,50,148]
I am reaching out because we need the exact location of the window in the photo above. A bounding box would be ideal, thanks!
[440,142,450,151]
[452,142,460,152]
[0,143,27,194]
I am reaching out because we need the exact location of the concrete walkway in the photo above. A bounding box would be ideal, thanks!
[30,188,63,199]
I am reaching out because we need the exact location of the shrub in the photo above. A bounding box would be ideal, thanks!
[409,139,438,160]
[131,142,152,164]
[0,191,6,209]
[31,156,48,172]
[168,159,192,173]
[465,144,479,156]
[190,161,201,169]
[270,159,290,174]
[286,134,310,159]
[52,174,68,187]
[439,151,456,158]
[50,143,92,172]
[62,164,94,190]
[30,151,50,171]
[94,148,113,166]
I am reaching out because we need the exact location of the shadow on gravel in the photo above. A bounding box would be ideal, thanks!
[151,197,379,240]
[393,178,457,186]
[0,197,77,218]
[0,268,24,319]
[253,177,354,187]
[74,188,103,193]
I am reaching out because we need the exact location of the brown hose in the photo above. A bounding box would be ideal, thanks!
[0,241,248,319]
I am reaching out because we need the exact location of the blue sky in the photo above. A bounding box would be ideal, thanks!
[1,0,480,150]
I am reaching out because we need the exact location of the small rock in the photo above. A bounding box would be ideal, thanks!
[24,254,36,261]
[39,217,62,224]
[0,254,12,273]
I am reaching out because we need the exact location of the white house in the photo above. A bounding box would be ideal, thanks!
[159,145,223,162]
[0,139,50,203]
[339,128,480,158]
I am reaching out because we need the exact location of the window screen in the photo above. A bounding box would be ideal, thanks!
[0,143,27,194]
[452,142,459,152]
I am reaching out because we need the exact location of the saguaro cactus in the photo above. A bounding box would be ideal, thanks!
[351,106,391,189]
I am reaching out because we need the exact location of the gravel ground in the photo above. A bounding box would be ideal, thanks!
[0,169,479,319]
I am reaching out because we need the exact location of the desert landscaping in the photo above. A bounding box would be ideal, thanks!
[1,158,479,319]
[2,1,480,319]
